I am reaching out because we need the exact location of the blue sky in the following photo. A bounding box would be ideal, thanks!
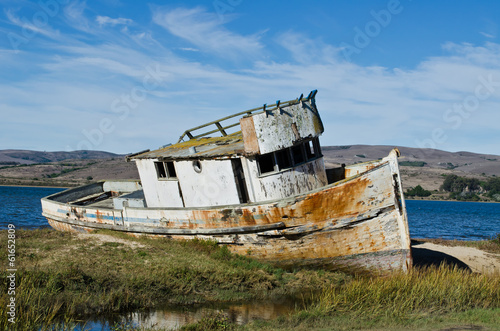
[1,0,500,155]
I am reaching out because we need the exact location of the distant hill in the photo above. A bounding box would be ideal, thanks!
[322,145,500,177]
[0,150,123,165]
[0,146,498,192]
[0,150,137,187]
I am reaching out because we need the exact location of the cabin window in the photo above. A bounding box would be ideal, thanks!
[276,149,292,170]
[165,161,177,178]
[291,145,305,165]
[313,138,322,157]
[155,161,177,179]
[257,138,322,176]
[155,162,167,178]
[305,140,316,160]
[257,153,276,174]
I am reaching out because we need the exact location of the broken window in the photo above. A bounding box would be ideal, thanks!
[276,149,292,170]
[313,138,322,157]
[165,161,177,178]
[305,140,316,160]
[155,161,167,178]
[291,145,305,165]
[155,161,177,179]
[257,153,276,174]
[257,138,323,176]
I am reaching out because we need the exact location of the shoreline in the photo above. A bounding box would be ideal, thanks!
[411,238,500,275]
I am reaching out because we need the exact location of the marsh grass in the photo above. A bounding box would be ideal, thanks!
[248,264,500,330]
[0,271,83,330]
[310,265,499,315]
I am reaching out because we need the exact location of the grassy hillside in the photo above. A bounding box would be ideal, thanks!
[0,154,139,187]
[0,149,121,165]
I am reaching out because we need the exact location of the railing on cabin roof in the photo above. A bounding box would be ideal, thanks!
[176,90,318,143]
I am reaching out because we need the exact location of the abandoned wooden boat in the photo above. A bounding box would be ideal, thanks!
[41,90,412,275]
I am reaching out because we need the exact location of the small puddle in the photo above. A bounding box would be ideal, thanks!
[73,297,308,330]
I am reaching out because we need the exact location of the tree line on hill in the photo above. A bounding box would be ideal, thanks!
[441,175,500,201]
[405,175,500,202]
[405,185,432,198]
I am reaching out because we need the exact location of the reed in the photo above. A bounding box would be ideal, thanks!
[252,264,500,330]
[310,264,499,315]
[0,271,80,331]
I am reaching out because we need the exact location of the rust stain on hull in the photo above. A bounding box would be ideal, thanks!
[168,170,374,230]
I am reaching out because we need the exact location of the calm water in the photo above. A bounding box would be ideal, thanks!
[0,186,64,230]
[406,199,500,241]
[1,186,499,330]
[71,299,303,331]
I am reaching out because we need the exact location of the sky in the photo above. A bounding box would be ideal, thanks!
[1,0,500,155]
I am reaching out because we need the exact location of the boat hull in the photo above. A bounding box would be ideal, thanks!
[41,150,412,275]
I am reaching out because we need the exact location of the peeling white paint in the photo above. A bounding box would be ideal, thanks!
[246,158,328,201]
[249,101,323,155]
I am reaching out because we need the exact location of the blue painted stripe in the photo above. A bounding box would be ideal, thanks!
[84,213,115,221]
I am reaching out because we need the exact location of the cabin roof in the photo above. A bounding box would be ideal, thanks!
[127,90,320,162]
[131,133,244,161]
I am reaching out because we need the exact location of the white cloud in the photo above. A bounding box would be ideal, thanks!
[4,8,60,40]
[179,47,199,52]
[4,40,500,154]
[96,15,133,26]
[479,19,497,40]
[63,0,91,33]
[152,6,263,59]
[276,31,340,64]
[480,31,495,39]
